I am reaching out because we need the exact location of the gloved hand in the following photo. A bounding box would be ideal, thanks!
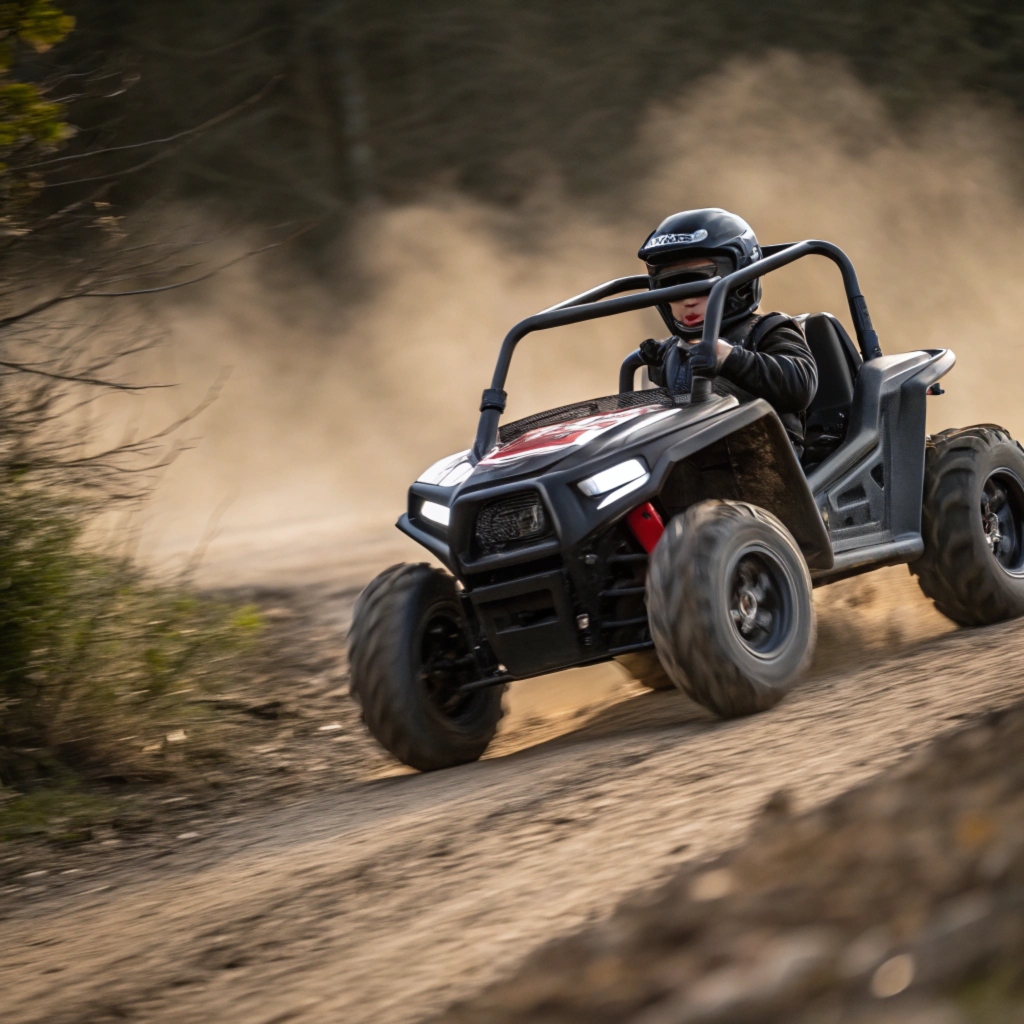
[687,338,734,375]
[638,338,663,366]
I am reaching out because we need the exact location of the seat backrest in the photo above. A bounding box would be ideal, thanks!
[801,313,859,417]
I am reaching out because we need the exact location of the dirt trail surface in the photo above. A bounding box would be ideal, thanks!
[436,704,1024,1024]
[3,531,1024,1024]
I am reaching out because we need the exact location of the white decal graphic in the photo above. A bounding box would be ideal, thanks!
[644,229,709,249]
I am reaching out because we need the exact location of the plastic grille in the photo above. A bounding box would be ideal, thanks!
[474,491,551,555]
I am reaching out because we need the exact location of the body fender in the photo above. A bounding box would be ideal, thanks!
[655,400,834,570]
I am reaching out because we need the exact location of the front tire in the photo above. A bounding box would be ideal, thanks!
[348,563,503,770]
[647,501,816,718]
[911,425,1024,626]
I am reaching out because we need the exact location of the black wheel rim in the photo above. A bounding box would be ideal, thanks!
[981,471,1024,576]
[727,548,794,657]
[418,609,483,721]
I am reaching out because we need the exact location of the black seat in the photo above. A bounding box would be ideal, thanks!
[799,313,861,468]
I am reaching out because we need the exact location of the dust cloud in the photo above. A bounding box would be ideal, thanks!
[138,53,1024,603]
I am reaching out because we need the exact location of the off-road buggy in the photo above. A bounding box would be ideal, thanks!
[349,239,1024,770]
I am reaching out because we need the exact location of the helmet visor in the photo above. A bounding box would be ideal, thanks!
[649,255,731,288]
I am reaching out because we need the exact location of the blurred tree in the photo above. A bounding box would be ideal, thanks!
[43,0,1024,230]
[0,0,282,499]
[0,1,74,215]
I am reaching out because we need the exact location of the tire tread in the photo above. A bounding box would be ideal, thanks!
[911,425,1024,626]
[348,563,503,770]
[647,501,815,718]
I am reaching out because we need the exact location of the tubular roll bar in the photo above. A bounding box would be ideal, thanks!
[470,276,719,460]
[687,239,881,400]
[471,240,881,460]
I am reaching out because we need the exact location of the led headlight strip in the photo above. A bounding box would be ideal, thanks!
[420,500,451,527]
[577,458,650,509]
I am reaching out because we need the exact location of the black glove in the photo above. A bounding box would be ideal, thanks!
[638,338,663,366]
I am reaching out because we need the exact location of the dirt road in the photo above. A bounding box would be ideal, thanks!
[3,541,1024,1024]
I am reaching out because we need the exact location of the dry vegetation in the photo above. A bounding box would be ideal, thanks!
[0,487,263,788]
[0,5,280,826]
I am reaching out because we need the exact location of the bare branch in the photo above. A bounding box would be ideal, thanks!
[0,358,171,390]
[56,368,231,470]
[0,222,313,329]
[14,77,281,172]
[129,26,272,61]
[79,225,312,297]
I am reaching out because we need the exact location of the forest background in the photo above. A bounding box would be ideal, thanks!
[51,1,1024,229]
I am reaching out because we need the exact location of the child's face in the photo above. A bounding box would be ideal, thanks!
[656,256,715,331]
[669,293,709,331]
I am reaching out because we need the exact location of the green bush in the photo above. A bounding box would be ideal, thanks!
[0,487,262,786]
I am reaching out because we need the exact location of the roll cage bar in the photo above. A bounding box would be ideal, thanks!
[471,240,882,462]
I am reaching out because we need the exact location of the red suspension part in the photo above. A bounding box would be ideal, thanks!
[626,502,664,553]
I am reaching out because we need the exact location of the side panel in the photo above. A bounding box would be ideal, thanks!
[810,348,954,579]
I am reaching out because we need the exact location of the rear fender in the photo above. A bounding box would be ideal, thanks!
[657,400,834,570]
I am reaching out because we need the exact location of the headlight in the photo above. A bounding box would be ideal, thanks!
[474,492,550,554]
[417,450,473,487]
[578,459,647,497]
[578,458,650,510]
[420,500,451,527]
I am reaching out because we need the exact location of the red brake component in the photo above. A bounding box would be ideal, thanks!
[626,502,664,553]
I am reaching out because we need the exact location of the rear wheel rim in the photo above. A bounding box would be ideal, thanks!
[727,547,794,657]
[981,470,1024,576]
[418,608,484,721]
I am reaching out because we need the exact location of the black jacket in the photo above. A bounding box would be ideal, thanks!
[642,312,818,449]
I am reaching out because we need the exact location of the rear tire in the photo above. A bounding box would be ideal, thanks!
[348,563,504,770]
[614,650,675,691]
[647,501,816,718]
[911,425,1024,626]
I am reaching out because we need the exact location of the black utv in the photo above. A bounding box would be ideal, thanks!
[348,239,1024,770]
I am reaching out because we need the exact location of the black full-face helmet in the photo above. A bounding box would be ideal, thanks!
[638,208,762,338]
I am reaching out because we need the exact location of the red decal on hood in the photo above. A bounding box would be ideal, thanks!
[479,405,664,466]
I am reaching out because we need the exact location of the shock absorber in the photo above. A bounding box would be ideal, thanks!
[627,502,664,553]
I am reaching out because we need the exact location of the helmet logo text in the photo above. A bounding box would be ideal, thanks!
[644,229,709,249]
